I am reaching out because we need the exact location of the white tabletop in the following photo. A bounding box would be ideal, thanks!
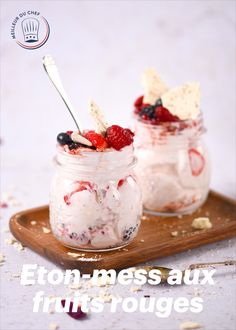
[1,1,236,330]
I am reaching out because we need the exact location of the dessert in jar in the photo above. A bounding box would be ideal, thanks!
[133,69,210,216]
[50,101,142,251]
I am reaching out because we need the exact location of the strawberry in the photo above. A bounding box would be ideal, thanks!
[134,95,143,114]
[134,95,148,114]
[188,148,205,176]
[134,95,144,108]
[155,106,180,122]
[83,131,107,150]
[106,125,134,151]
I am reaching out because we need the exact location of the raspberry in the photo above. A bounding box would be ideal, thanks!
[155,106,180,122]
[83,131,107,150]
[106,125,134,151]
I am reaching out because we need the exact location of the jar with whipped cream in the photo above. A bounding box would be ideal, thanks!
[133,69,211,216]
[49,145,142,251]
[134,115,210,215]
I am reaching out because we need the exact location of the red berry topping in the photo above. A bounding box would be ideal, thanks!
[106,125,134,151]
[134,95,144,107]
[118,178,125,188]
[134,95,145,114]
[61,299,87,319]
[188,148,205,176]
[83,131,107,150]
[155,106,180,122]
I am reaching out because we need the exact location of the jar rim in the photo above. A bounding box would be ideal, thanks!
[54,144,136,176]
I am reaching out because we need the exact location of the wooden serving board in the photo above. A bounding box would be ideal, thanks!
[9,191,236,274]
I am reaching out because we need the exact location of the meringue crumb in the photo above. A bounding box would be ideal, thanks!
[14,242,24,251]
[67,252,80,257]
[192,217,212,230]
[180,321,202,329]
[30,220,37,225]
[68,283,82,290]
[5,237,17,245]
[130,286,142,292]
[5,237,24,251]
[140,239,145,243]
[171,231,178,237]
[49,323,59,330]
[0,253,5,263]
[42,227,51,234]
[1,227,9,233]
[141,215,148,221]
[11,273,20,278]
[122,248,129,252]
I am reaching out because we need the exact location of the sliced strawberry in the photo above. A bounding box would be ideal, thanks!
[83,131,107,150]
[188,148,205,176]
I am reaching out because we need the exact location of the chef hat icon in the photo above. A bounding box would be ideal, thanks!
[21,18,39,43]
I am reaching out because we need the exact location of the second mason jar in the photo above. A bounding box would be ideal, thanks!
[134,114,210,216]
[49,145,142,251]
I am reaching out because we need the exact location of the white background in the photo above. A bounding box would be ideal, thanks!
[1,1,236,330]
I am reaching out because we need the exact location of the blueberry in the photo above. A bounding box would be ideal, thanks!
[155,98,162,107]
[139,105,156,119]
[57,132,73,145]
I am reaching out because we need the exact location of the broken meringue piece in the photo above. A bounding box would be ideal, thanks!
[71,131,92,146]
[192,217,212,230]
[89,100,108,134]
[162,82,200,120]
[141,68,168,104]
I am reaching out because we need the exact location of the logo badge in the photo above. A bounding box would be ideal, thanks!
[11,11,50,50]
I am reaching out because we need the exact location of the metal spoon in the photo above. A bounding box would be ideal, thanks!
[42,55,82,132]
[132,260,236,283]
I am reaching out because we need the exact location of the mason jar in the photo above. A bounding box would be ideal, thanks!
[49,145,142,251]
[134,114,210,216]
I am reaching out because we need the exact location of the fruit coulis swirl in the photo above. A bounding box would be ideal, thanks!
[134,95,181,125]
[57,125,135,154]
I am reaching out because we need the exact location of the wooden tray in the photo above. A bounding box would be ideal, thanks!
[9,191,236,274]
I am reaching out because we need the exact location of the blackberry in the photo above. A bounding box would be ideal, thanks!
[68,142,80,150]
[155,98,162,107]
[139,105,156,119]
[122,224,138,241]
[69,232,78,239]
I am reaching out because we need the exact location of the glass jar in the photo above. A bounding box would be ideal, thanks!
[134,114,210,216]
[49,145,142,251]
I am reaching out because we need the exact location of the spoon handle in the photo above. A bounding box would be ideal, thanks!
[43,55,82,132]
[186,260,236,271]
